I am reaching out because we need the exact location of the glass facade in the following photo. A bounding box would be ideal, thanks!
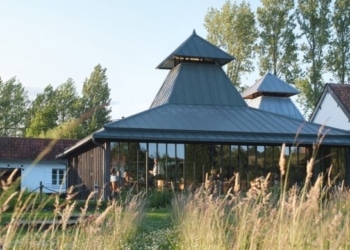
[109,142,348,191]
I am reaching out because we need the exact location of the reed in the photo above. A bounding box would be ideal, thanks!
[0,179,147,250]
[170,141,350,250]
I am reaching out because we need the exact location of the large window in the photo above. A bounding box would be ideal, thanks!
[52,169,65,185]
[107,142,348,192]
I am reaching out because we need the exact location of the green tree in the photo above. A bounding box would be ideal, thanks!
[296,0,331,116]
[55,78,80,124]
[26,80,82,139]
[257,0,301,84]
[45,79,82,139]
[0,77,29,136]
[25,85,58,137]
[76,64,112,137]
[204,0,258,87]
[326,0,350,84]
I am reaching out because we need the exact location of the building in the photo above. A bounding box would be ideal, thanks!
[310,83,350,130]
[242,72,304,120]
[57,31,350,199]
[0,137,77,193]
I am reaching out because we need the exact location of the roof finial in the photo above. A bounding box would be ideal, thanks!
[193,29,196,35]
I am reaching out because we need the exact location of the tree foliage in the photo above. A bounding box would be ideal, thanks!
[0,77,29,137]
[55,78,80,124]
[25,65,111,139]
[30,79,83,139]
[25,85,59,138]
[327,0,350,84]
[257,0,301,84]
[204,0,258,87]
[76,64,112,138]
[296,0,331,117]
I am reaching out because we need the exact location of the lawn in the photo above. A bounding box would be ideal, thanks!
[125,208,176,249]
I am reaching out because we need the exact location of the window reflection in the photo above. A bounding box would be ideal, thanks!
[239,146,248,189]
[107,142,347,193]
[138,142,147,183]
[176,144,185,187]
[330,148,345,182]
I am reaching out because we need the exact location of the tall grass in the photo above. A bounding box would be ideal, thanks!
[171,143,350,250]
[2,131,350,249]
[0,183,147,249]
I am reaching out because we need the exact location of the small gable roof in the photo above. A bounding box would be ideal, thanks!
[157,30,235,69]
[242,72,299,99]
[0,137,77,161]
[310,83,350,121]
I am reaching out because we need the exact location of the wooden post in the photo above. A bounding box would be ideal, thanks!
[136,150,139,193]
[104,142,111,201]
[145,151,148,194]
[39,181,43,199]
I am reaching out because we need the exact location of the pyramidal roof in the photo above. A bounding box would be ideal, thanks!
[150,63,247,108]
[151,31,245,108]
[157,30,235,69]
[242,72,299,99]
[242,72,304,120]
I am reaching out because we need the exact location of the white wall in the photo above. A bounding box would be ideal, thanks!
[312,92,350,130]
[0,161,67,193]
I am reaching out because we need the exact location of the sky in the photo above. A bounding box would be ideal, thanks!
[0,1,261,120]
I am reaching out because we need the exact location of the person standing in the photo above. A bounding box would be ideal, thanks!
[110,168,118,197]
[152,158,164,177]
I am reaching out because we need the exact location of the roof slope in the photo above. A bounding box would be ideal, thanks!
[150,63,247,108]
[242,72,299,99]
[95,103,347,145]
[310,84,350,121]
[157,30,234,69]
[245,96,305,120]
[0,137,77,161]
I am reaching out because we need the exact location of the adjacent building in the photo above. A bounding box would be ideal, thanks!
[310,83,350,130]
[0,137,77,193]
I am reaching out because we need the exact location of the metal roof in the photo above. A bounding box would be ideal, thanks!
[242,72,299,99]
[157,30,235,69]
[57,32,350,159]
[93,103,349,146]
[150,63,247,108]
[245,96,305,120]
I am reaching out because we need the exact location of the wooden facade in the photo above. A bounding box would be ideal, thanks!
[67,145,106,199]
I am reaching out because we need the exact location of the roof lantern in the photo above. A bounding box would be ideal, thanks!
[242,72,299,99]
[157,30,235,70]
[242,72,304,120]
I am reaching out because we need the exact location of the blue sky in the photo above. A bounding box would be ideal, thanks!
[0,1,261,119]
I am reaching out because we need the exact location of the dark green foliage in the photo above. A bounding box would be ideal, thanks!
[76,64,112,138]
[204,1,258,87]
[257,0,301,84]
[296,0,331,116]
[24,65,112,139]
[327,0,350,84]
[147,190,174,208]
[0,77,30,137]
